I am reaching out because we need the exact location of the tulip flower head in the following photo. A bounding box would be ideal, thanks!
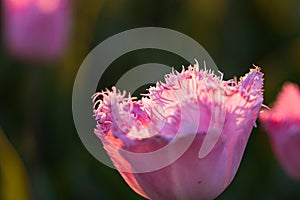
[3,0,72,61]
[93,62,264,200]
[260,83,300,180]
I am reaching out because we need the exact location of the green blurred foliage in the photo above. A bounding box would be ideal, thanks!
[1,0,300,199]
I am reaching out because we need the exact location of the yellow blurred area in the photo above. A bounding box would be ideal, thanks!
[0,129,29,200]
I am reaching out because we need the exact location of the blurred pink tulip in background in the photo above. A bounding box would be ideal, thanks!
[260,83,300,180]
[2,0,72,62]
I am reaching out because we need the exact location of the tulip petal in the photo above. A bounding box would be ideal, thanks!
[93,62,264,199]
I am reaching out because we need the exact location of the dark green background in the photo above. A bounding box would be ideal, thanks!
[1,0,300,199]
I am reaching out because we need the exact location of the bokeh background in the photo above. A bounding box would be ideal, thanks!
[1,0,300,199]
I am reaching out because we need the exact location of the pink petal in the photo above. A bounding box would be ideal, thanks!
[260,83,300,180]
[3,0,72,61]
[93,63,264,199]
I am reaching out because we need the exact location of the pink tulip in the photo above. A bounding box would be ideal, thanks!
[3,0,72,61]
[260,83,300,180]
[92,63,264,200]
